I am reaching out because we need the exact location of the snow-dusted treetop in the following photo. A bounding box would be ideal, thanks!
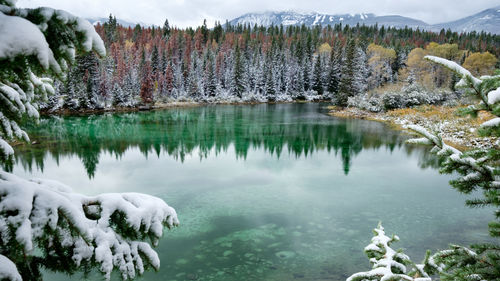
[0,171,179,280]
[0,0,105,160]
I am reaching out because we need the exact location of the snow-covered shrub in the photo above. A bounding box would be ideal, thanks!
[347,223,431,281]
[348,83,457,112]
[347,94,384,112]
[0,171,179,280]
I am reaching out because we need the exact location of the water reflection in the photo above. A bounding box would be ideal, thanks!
[13,103,491,281]
[13,103,435,178]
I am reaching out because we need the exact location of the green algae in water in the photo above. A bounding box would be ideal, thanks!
[12,103,496,281]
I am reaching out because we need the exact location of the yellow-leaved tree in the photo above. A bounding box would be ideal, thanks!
[462,51,498,76]
[366,43,397,89]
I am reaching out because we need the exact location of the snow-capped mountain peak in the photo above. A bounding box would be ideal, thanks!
[227,7,500,34]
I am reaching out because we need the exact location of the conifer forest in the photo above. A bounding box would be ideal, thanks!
[48,16,500,111]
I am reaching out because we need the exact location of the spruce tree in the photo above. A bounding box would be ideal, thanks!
[265,62,276,100]
[151,45,160,78]
[232,44,245,98]
[163,18,171,38]
[303,56,311,91]
[205,56,217,97]
[112,82,126,107]
[132,24,142,42]
[312,55,324,95]
[327,41,341,94]
[278,53,287,94]
[104,14,117,44]
[353,46,368,95]
[338,39,356,106]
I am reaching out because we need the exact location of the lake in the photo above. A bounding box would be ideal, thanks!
[12,103,493,280]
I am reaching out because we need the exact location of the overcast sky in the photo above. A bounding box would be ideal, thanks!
[16,0,500,28]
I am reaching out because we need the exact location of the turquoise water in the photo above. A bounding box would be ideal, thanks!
[12,103,493,280]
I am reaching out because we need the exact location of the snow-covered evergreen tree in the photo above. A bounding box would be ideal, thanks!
[0,2,179,279]
[353,46,368,95]
[338,39,357,106]
[327,40,342,95]
[312,55,324,95]
[231,44,245,98]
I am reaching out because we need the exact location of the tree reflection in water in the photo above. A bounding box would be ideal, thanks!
[12,103,437,178]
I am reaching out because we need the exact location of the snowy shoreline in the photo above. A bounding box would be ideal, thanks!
[328,106,499,150]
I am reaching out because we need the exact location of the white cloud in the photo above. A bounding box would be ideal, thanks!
[15,0,500,28]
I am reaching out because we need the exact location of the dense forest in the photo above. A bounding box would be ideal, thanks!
[44,16,500,112]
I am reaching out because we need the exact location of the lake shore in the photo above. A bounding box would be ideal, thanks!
[328,105,499,150]
[39,100,320,116]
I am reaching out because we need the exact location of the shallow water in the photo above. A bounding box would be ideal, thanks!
[12,103,493,280]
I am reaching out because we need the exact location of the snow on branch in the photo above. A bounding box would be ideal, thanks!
[0,12,58,71]
[480,117,500,128]
[425,55,500,132]
[35,7,106,58]
[0,255,21,281]
[405,125,461,156]
[0,5,105,160]
[347,223,431,281]
[424,55,482,86]
[0,171,179,280]
[487,87,500,106]
[406,125,495,178]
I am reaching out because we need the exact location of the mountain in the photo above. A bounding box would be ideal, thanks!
[229,11,427,30]
[431,6,500,34]
[227,6,500,34]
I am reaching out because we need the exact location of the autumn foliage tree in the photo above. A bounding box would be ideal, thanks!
[462,51,498,76]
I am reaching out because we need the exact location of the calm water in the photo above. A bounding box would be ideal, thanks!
[12,103,493,280]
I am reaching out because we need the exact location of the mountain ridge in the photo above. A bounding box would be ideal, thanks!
[227,7,500,34]
[86,6,500,34]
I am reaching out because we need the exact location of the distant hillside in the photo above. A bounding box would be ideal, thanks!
[227,6,500,34]
[431,6,500,34]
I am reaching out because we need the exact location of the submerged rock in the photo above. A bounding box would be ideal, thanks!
[275,251,296,259]
[293,273,305,278]
[268,242,282,248]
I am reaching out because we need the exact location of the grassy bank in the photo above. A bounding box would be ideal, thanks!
[328,105,498,150]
